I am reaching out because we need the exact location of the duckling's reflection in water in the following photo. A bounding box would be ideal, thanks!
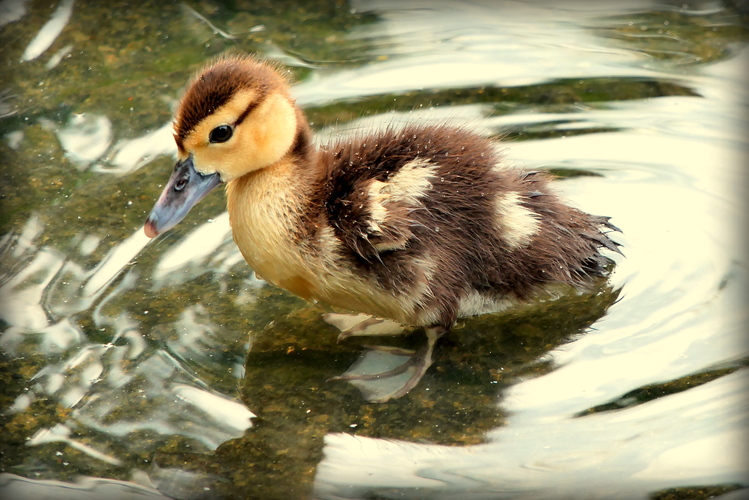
[324,280,620,403]
[227,283,620,498]
[322,313,451,402]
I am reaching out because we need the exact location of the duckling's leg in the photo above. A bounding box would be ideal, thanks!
[322,312,405,342]
[330,326,445,402]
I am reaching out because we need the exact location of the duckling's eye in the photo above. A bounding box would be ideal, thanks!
[209,125,233,144]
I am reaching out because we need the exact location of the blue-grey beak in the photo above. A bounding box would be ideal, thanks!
[144,155,221,238]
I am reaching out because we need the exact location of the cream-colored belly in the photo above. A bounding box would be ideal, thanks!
[238,237,425,325]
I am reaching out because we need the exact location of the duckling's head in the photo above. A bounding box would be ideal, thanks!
[144,55,298,238]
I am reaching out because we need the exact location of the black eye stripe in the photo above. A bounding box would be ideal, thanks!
[234,98,261,127]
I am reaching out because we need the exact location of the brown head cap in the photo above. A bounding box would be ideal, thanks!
[173,55,291,150]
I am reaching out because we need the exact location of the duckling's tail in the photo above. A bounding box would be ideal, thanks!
[581,215,623,278]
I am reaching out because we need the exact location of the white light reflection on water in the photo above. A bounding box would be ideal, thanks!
[52,113,113,169]
[27,423,122,466]
[151,212,244,289]
[44,43,74,70]
[98,123,177,175]
[0,473,170,500]
[316,370,748,500]
[0,0,30,30]
[20,0,74,62]
[295,0,666,107]
[0,216,254,464]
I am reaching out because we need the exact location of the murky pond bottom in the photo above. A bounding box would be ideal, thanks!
[1,1,747,499]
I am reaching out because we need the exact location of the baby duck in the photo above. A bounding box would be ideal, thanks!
[144,54,620,401]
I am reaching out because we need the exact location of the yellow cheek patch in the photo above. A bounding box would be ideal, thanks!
[180,91,297,181]
[240,93,297,169]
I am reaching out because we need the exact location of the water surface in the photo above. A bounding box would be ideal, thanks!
[0,1,747,499]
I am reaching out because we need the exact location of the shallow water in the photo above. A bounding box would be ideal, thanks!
[0,0,747,499]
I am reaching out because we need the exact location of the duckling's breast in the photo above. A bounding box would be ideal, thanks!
[225,158,432,323]
[226,160,311,289]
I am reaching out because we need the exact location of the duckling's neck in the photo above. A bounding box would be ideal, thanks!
[226,109,320,217]
[224,112,323,289]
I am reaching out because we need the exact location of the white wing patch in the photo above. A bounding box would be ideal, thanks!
[384,158,438,205]
[367,180,389,233]
[366,158,438,234]
[495,191,540,249]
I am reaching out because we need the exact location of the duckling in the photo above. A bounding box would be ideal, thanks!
[144,54,620,401]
